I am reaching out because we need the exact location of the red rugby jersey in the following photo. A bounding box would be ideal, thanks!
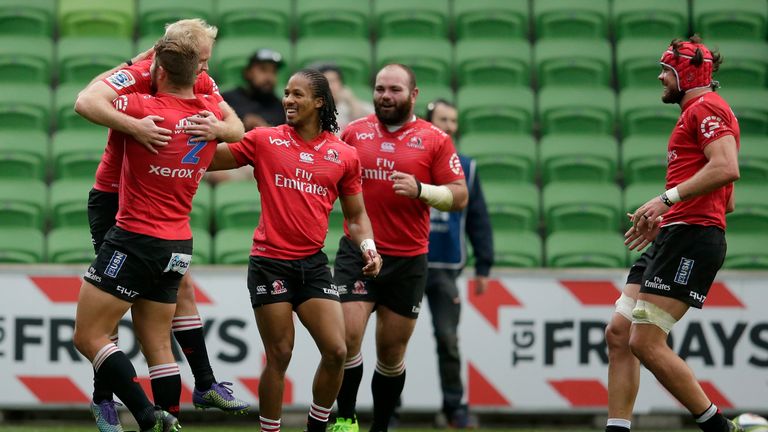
[663,91,740,229]
[228,125,363,260]
[112,92,222,240]
[341,115,464,256]
[94,55,223,193]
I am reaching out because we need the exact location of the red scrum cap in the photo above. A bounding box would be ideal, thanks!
[659,40,715,92]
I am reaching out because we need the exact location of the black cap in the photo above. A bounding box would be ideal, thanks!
[247,48,284,68]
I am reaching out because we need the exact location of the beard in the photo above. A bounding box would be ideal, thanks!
[374,97,412,126]
[661,85,684,104]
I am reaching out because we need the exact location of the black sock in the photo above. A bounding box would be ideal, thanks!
[94,346,155,429]
[696,404,729,432]
[606,426,630,432]
[307,402,332,432]
[92,368,114,403]
[149,363,181,419]
[172,318,215,391]
[370,369,406,432]
[337,362,363,419]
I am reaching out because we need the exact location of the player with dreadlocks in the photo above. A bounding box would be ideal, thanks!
[208,68,383,432]
[605,35,741,432]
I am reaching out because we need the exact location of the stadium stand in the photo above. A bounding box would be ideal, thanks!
[50,130,106,180]
[49,179,92,228]
[0,0,55,37]
[612,0,689,41]
[453,0,529,41]
[58,0,135,38]
[374,0,449,39]
[0,227,45,263]
[213,180,262,230]
[0,131,48,180]
[46,226,94,263]
[534,39,613,88]
[214,227,253,264]
[0,84,51,132]
[57,37,134,85]
[546,232,627,268]
[455,39,531,87]
[0,179,47,230]
[458,86,534,135]
[495,230,543,267]
[297,0,370,39]
[543,182,623,234]
[534,0,610,40]
[138,0,214,38]
[483,182,540,232]
[539,135,618,185]
[217,0,292,38]
[0,35,53,84]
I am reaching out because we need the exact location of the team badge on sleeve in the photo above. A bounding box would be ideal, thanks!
[113,95,129,111]
[449,153,462,175]
[106,70,136,90]
[699,115,723,139]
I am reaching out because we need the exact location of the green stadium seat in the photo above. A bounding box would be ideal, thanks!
[51,130,107,179]
[55,84,101,131]
[192,228,211,265]
[297,0,370,39]
[455,39,531,87]
[59,0,135,38]
[376,37,452,86]
[534,0,609,40]
[624,182,665,228]
[0,131,48,180]
[727,184,768,233]
[295,37,372,87]
[462,135,537,183]
[711,40,768,89]
[217,0,292,38]
[415,84,453,119]
[211,37,292,93]
[47,227,94,263]
[375,0,448,39]
[612,0,689,41]
[323,226,345,264]
[458,87,534,135]
[616,38,670,89]
[546,232,627,268]
[0,179,46,229]
[538,87,616,136]
[693,0,767,40]
[739,136,768,184]
[535,39,612,88]
[539,135,618,184]
[57,37,133,85]
[138,0,213,38]
[0,36,53,84]
[190,181,211,231]
[543,182,622,233]
[622,135,668,186]
[453,0,529,40]
[619,88,680,137]
[0,0,55,36]
[214,227,252,264]
[214,180,261,230]
[50,179,92,228]
[0,84,50,132]
[495,230,542,267]
[723,233,768,269]
[0,227,44,263]
[718,89,768,136]
[484,182,539,232]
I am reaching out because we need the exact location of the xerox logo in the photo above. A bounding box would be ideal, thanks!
[269,136,291,147]
[149,165,194,178]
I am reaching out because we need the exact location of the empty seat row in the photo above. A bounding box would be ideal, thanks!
[2,0,765,42]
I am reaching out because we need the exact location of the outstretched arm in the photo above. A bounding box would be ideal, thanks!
[207,142,243,172]
[339,193,382,278]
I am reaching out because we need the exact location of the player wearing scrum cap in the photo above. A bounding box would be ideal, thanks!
[605,35,741,432]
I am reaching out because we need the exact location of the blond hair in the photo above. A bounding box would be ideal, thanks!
[164,18,218,46]
[154,36,199,87]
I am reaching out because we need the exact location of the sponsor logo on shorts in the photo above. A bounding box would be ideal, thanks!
[106,71,135,90]
[336,284,348,295]
[356,132,374,140]
[164,253,191,275]
[674,257,695,285]
[300,152,314,163]
[323,285,339,297]
[269,136,291,147]
[380,142,395,153]
[324,148,340,164]
[407,136,424,149]
[116,285,139,298]
[644,276,671,291]
[412,301,421,314]
[352,280,367,295]
[271,279,287,295]
[689,291,706,304]
[105,251,127,278]
[449,153,462,175]
[83,266,102,283]
[149,165,195,178]
[255,285,267,295]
